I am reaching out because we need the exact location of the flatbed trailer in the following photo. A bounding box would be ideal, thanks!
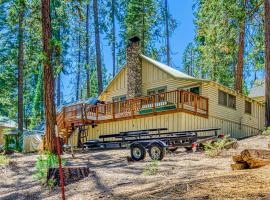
[83,128,221,161]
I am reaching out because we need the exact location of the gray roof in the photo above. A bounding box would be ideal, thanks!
[249,81,265,98]
[0,116,17,128]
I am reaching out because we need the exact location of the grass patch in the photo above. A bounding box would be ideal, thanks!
[203,136,229,157]
[143,159,159,176]
[34,151,66,186]
[0,154,10,166]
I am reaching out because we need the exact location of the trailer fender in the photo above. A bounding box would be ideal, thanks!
[146,140,167,149]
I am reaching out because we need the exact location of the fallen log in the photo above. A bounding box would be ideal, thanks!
[232,155,244,163]
[241,149,270,161]
[231,162,248,170]
[47,165,90,186]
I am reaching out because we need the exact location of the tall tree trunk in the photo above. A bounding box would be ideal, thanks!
[56,30,61,107]
[141,0,145,54]
[86,4,90,97]
[165,0,170,66]
[57,74,60,106]
[76,34,81,101]
[264,0,270,127]
[18,1,25,142]
[41,0,57,153]
[93,0,103,95]
[112,0,116,77]
[235,0,247,93]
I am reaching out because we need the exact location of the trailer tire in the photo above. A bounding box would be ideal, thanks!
[148,143,166,161]
[130,144,146,161]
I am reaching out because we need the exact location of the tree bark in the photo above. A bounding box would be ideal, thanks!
[18,1,25,141]
[165,0,170,66]
[112,0,116,77]
[86,3,90,98]
[235,0,247,93]
[264,0,270,127]
[76,34,81,101]
[93,0,103,95]
[41,0,57,153]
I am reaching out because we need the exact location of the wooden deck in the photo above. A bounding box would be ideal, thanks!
[56,90,209,137]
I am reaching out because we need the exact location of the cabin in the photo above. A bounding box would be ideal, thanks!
[249,80,265,103]
[0,116,17,147]
[57,36,265,147]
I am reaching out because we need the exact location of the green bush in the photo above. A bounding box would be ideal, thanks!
[143,159,159,176]
[203,136,229,157]
[34,151,66,185]
[0,155,9,166]
[262,126,270,136]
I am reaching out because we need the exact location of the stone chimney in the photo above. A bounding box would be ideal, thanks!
[127,36,142,99]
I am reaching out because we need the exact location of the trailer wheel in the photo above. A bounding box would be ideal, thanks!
[130,144,146,161]
[148,143,165,161]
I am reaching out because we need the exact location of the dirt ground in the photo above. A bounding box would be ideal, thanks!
[1,135,270,200]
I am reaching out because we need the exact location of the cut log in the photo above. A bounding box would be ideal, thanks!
[241,149,270,160]
[241,149,270,168]
[231,162,248,170]
[232,154,244,163]
[47,165,90,186]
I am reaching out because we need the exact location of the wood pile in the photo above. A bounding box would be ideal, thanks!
[47,165,90,186]
[231,149,270,170]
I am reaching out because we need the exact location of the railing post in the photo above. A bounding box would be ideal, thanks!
[181,91,184,110]
[112,103,115,120]
[130,100,134,118]
[177,90,180,111]
[96,105,99,120]
[80,104,84,121]
[153,95,156,114]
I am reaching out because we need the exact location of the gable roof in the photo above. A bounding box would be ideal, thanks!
[249,82,265,98]
[140,55,197,80]
[99,54,206,98]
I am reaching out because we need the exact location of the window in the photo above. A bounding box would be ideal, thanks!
[218,90,236,109]
[147,86,167,95]
[245,101,252,114]
[218,90,227,106]
[178,86,200,95]
[112,95,126,102]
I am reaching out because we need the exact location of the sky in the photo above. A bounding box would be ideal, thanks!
[62,0,196,103]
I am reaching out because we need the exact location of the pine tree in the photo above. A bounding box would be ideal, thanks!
[264,0,270,126]
[93,0,103,95]
[41,0,57,153]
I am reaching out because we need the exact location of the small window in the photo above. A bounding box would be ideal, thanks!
[178,86,200,95]
[218,90,236,109]
[112,95,126,102]
[147,86,167,95]
[245,101,252,114]
[218,90,227,106]
[228,94,236,109]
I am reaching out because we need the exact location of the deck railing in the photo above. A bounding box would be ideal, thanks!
[57,90,209,129]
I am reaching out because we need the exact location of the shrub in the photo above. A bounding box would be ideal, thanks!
[203,136,229,157]
[34,151,66,186]
[143,159,159,176]
[0,154,9,166]
[262,126,270,136]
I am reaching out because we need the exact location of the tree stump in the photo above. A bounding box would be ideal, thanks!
[47,165,90,186]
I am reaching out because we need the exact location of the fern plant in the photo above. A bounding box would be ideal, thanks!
[203,135,229,157]
[34,151,66,185]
